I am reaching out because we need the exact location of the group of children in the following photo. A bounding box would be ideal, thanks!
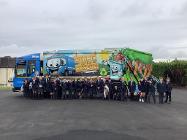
[22,75,172,104]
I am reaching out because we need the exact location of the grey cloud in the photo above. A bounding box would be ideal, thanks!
[0,0,8,7]
[0,0,187,59]
[120,1,148,18]
[87,0,106,20]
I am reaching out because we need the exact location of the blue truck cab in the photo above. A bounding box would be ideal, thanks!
[12,53,42,91]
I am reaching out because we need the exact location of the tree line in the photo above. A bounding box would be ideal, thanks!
[152,60,187,86]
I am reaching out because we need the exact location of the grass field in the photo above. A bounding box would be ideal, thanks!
[0,86,12,91]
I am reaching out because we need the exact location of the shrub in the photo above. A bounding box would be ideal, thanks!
[152,60,187,86]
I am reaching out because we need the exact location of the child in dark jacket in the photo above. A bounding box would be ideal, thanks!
[147,80,156,104]
[157,77,166,104]
[23,79,30,97]
[138,79,146,102]
[165,78,172,103]
[128,78,136,101]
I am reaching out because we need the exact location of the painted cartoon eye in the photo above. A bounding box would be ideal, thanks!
[61,59,66,65]
[47,59,53,67]
[52,59,60,67]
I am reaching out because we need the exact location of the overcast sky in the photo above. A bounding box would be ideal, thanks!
[0,0,187,59]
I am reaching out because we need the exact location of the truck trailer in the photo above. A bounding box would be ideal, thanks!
[12,48,153,91]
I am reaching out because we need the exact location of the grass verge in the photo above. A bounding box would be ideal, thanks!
[0,86,12,91]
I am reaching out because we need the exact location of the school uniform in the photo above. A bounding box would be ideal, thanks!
[144,80,149,102]
[29,80,33,98]
[56,79,62,99]
[96,79,104,99]
[103,84,109,100]
[43,77,52,99]
[23,80,30,97]
[138,81,146,102]
[62,81,69,99]
[157,82,166,104]
[165,82,172,103]
[38,79,45,99]
[107,80,113,100]
[61,81,65,99]
[118,81,126,101]
[50,81,54,99]
[73,80,79,99]
[71,80,76,99]
[89,81,96,99]
[128,80,136,101]
[121,81,128,101]
[103,80,111,100]
[82,81,89,99]
[111,80,121,100]
[32,78,39,99]
[78,81,84,99]
[147,82,156,104]
[67,81,72,99]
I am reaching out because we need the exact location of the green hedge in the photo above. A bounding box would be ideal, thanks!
[152,60,187,86]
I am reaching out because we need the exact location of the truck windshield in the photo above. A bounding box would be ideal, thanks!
[16,64,27,77]
[27,60,36,76]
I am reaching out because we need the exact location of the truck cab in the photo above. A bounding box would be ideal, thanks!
[12,53,42,91]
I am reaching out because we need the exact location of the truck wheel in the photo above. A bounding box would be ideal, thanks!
[64,70,68,76]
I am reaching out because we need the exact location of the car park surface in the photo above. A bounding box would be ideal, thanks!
[0,88,187,140]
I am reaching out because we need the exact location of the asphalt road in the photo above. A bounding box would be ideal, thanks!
[0,89,187,140]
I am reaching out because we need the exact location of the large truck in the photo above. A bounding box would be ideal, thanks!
[12,48,153,91]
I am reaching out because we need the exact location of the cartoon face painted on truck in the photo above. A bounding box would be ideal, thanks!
[46,58,66,70]
[109,60,124,79]
[46,55,75,76]
[110,64,123,76]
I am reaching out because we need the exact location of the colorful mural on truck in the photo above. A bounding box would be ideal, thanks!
[121,48,153,83]
[43,48,153,83]
[43,50,100,76]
